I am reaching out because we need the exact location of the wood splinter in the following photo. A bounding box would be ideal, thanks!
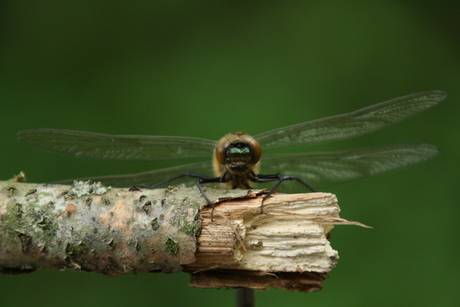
[187,190,368,293]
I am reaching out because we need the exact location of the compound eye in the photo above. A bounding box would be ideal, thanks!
[232,133,262,164]
[215,135,232,164]
[246,136,262,163]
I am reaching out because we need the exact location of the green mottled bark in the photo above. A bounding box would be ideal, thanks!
[0,179,205,275]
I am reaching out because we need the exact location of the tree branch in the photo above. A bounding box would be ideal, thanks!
[0,175,367,293]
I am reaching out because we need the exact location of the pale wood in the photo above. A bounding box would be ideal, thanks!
[188,192,340,272]
[186,191,348,292]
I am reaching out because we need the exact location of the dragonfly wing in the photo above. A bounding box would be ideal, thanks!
[256,91,446,150]
[258,143,438,191]
[16,129,216,161]
[58,161,214,188]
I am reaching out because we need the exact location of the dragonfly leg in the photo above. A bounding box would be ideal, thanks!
[251,173,316,213]
[133,173,227,222]
[194,176,230,221]
[132,173,215,189]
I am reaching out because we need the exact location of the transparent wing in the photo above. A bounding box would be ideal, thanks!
[258,143,438,191]
[16,129,216,161]
[58,161,214,187]
[255,91,446,151]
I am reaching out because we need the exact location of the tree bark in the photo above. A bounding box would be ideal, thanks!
[0,176,366,293]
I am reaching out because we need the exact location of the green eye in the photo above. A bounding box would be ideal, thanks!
[228,146,250,157]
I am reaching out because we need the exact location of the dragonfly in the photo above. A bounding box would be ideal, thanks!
[16,91,446,217]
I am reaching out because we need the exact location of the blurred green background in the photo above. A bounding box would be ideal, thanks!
[1,1,459,306]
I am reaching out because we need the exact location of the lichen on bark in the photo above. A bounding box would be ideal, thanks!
[0,180,204,275]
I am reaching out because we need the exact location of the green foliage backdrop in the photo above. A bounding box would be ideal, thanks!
[1,1,459,306]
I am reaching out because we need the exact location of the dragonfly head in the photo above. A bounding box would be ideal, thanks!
[214,132,262,174]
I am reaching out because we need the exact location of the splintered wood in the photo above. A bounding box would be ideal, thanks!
[186,192,351,293]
